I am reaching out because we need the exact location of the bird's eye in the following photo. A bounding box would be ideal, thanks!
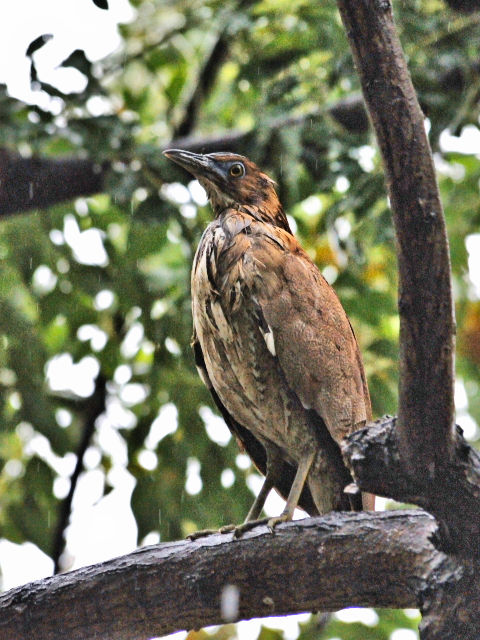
[229,163,245,178]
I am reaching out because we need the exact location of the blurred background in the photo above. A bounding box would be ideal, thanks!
[1,0,480,638]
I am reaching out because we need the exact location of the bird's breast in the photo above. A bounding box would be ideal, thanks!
[191,222,317,461]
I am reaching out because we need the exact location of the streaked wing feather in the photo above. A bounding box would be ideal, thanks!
[247,228,371,443]
[192,334,318,515]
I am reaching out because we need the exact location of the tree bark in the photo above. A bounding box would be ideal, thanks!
[333,2,480,636]
[342,416,480,557]
[0,511,448,640]
[336,0,456,483]
[0,149,107,217]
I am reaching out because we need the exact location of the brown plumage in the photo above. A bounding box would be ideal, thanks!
[164,149,373,527]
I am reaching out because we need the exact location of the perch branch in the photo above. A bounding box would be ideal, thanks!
[0,511,448,640]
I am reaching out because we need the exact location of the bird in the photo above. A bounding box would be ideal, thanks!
[163,148,374,532]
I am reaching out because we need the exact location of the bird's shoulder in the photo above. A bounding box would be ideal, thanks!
[192,206,344,318]
[192,206,296,291]
[212,208,336,302]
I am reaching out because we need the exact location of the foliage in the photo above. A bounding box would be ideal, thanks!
[1,0,480,638]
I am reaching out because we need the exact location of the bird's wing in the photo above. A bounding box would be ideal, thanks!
[240,222,371,444]
[192,331,319,515]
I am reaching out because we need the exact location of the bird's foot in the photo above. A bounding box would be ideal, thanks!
[187,524,236,541]
[232,517,271,538]
[266,513,291,530]
[188,515,292,541]
[232,514,292,538]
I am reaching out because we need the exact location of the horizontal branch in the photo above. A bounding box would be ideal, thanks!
[0,96,367,216]
[167,96,368,154]
[0,511,442,640]
[0,149,107,217]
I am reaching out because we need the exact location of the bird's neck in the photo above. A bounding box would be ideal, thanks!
[210,197,292,234]
[249,202,292,233]
[208,188,236,217]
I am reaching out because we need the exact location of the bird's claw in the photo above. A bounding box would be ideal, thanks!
[187,524,236,541]
[188,515,292,540]
[232,517,270,538]
[219,524,236,534]
[266,513,290,531]
[232,514,290,538]
[187,528,217,541]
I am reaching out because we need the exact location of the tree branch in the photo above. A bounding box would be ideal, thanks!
[342,416,480,557]
[172,35,230,139]
[0,95,368,216]
[0,511,448,640]
[0,149,107,217]
[336,0,456,476]
[172,0,258,139]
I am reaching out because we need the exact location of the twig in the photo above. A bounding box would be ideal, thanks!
[51,375,107,573]
[173,35,230,139]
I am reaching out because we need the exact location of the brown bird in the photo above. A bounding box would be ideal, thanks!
[164,149,374,530]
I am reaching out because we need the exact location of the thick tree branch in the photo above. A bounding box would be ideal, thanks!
[334,6,480,633]
[336,0,456,476]
[0,149,107,216]
[0,96,367,216]
[0,511,450,640]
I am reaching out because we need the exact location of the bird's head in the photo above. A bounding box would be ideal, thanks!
[163,149,290,231]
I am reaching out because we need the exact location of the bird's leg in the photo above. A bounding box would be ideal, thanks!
[188,451,281,541]
[231,449,284,537]
[233,449,316,537]
[244,454,281,522]
[243,473,274,522]
[267,449,316,529]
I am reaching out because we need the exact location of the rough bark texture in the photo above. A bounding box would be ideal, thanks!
[0,511,446,640]
[343,419,480,639]
[420,556,480,639]
[334,3,480,637]
[336,0,456,481]
[343,417,480,557]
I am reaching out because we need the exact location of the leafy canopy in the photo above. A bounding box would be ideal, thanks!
[1,0,480,637]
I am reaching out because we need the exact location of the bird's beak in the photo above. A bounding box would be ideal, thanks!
[163,149,215,179]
